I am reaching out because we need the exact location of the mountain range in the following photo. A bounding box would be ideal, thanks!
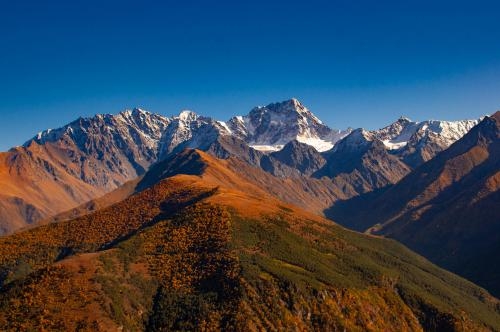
[0,99,478,235]
[0,99,498,331]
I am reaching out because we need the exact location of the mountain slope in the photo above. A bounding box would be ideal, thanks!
[260,140,326,177]
[0,149,499,331]
[329,112,500,296]
[0,100,340,234]
[313,116,479,198]
[315,129,412,195]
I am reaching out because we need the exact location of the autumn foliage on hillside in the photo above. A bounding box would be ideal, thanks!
[0,176,216,286]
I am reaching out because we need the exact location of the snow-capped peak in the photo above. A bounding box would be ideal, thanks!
[26,109,171,150]
[373,117,480,151]
[177,110,198,122]
[227,99,350,152]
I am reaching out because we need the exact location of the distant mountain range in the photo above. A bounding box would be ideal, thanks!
[0,99,479,234]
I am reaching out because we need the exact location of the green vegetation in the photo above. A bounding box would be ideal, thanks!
[231,213,500,331]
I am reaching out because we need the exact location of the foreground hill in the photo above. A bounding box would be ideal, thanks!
[329,112,500,297]
[0,150,498,331]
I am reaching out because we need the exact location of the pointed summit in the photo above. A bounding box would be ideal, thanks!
[131,107,150,116]
[254,98,317,119]
[227,99,349,152]
[398,116,411,123]
[177,110,199,122]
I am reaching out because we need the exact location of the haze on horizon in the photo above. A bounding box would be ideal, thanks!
[1,0,500,151]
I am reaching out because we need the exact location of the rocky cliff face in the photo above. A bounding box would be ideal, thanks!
[26,108,171,187]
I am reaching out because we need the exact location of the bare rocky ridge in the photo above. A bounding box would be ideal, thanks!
[260,140,326,177]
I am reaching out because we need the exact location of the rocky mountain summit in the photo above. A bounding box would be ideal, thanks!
[226,98,350,152]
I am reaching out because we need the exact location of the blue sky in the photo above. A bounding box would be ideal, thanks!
[1,0,500,151]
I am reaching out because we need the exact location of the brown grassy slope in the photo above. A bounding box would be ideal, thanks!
[141,148,350,217]
[36,176,142,227]
[0,146,102,234]
[3,145,343,238]
[0,150,499,331]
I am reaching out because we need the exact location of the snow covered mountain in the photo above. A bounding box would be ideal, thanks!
[27,100,479,160]
[26,108,172,182]
[158,110,227,158]
[226,98,351,152]
[371,117,480,167]
[326,116,481,170]
[374,116,480,150]
[31,108,170,150]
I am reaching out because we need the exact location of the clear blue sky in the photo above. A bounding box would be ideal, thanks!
[1,0,500,151]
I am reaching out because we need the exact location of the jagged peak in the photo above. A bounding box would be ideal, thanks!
[118,109,133,117]
[247,98,324,126]
[253,98,303,112]
[177,110,199,122]
[24,107,171,147]
[118,107,155,119]
[131,107,151,116]
[280,97,305,109]
[349,128,374,140]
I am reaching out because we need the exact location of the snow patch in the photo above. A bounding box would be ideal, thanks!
[250,144,284,152]
[296,136,334,152]
[217,121,232,135]
[382,140,408,150]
